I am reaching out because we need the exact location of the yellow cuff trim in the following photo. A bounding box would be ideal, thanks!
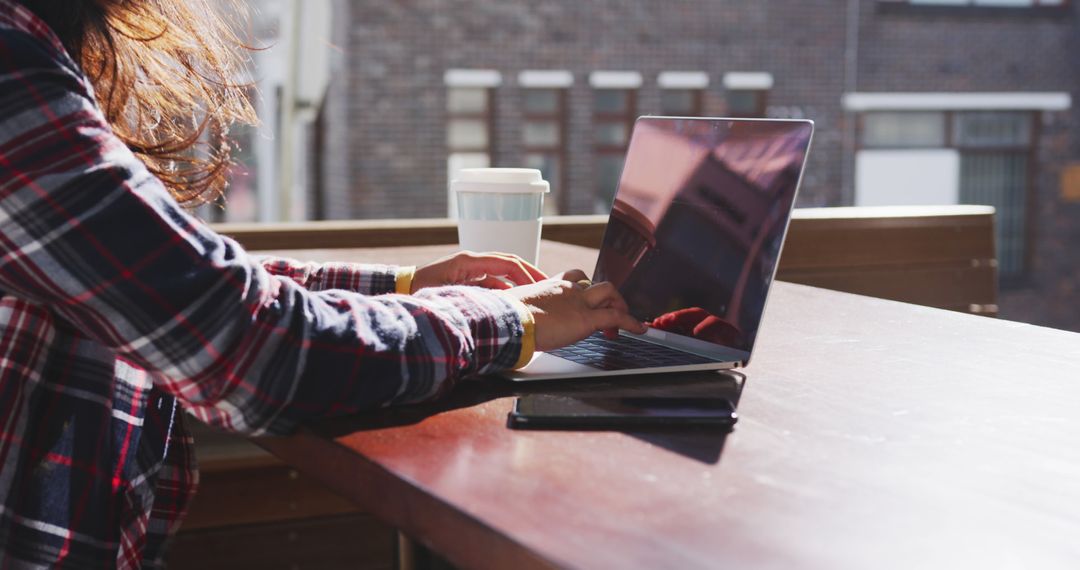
[512,301,536,370]
[395,266,416,294]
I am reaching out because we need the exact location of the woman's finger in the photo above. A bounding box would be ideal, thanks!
[589,308,647,335]
[489,252,547,282]
[476,275,513,290]
[466,254,538,286]
[582,282,630,313]
[555,269,588,283]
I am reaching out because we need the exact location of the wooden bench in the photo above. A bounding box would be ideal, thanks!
[777,206,998,316]
[213,205,999,315]
[168,421,395,570]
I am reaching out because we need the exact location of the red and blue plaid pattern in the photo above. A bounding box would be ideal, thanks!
[0,2,526,567]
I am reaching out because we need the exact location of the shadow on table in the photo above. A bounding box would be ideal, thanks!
[312,370,745,465]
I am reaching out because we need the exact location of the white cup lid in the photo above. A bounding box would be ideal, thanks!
[452,168,550,194]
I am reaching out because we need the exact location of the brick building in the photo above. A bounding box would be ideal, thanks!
[308,0,1079,330]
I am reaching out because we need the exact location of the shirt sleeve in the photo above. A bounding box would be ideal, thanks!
[0,27,527,435]
[250,254,407,296]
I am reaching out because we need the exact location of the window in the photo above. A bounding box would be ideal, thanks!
[592,89,636,213]
[207,2,332,222]
[953,111,1033,147]
[220,121,261,222]
[954,112,1033,278]
[723,72,773,118]
[445,71,499,216]
[862,112,948,148]
[857,110,1036,278]
[660,90,704,116]
[447,88,492,152]
[203,87,261,224]
[521,89,568,215]
[726,89,768,118]
[658,72,708,117]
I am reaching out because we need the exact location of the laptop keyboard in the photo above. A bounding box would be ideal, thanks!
[547,332,716,371]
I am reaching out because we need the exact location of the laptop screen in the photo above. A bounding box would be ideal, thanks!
[593,117,813,358]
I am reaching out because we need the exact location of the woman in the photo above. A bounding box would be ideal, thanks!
[0,0,643,566]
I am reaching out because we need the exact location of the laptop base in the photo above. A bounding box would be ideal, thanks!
[505,352,738,382]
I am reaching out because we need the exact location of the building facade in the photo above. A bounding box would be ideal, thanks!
[309,0,1079,330]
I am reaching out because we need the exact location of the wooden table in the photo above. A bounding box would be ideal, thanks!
[255,241,1080,570]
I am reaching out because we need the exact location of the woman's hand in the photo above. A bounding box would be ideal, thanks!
[411,251,547,293]
[503,270,647,352]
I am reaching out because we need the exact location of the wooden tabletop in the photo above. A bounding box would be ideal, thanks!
[255,241,1080,570]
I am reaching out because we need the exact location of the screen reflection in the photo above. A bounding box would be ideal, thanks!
[593,117,813,354]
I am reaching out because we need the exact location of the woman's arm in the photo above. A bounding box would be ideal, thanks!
[0,27,529,435]
[251,251,548,296]
[251,254,408,295]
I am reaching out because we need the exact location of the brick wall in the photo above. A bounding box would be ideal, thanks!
[319,0,1079,331]
[853,2,1080,328]
[324,0,851,219]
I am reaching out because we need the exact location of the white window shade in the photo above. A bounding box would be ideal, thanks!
[855,149,961,206]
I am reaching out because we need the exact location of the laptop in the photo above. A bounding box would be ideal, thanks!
[506,116,814,382]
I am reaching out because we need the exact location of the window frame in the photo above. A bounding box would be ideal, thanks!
[521,88,569,214]
[446,87,496,157]
[855,110,1040,283]
[592,88,638,213]
[445,86,497,217]
[592,89,638,153]
[725,88,769,118]
[659,88,705,117]
[859,111,949,149]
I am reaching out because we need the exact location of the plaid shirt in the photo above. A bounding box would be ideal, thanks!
[0,3,527,567]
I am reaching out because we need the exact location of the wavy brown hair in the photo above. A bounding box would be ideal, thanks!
[19,0,257,206]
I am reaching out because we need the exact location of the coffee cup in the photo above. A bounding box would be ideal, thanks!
[452,168,550,265]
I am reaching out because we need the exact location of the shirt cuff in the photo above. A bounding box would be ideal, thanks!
[509,299,536,370]
[395,266,416,294]
[411,286,534,377]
